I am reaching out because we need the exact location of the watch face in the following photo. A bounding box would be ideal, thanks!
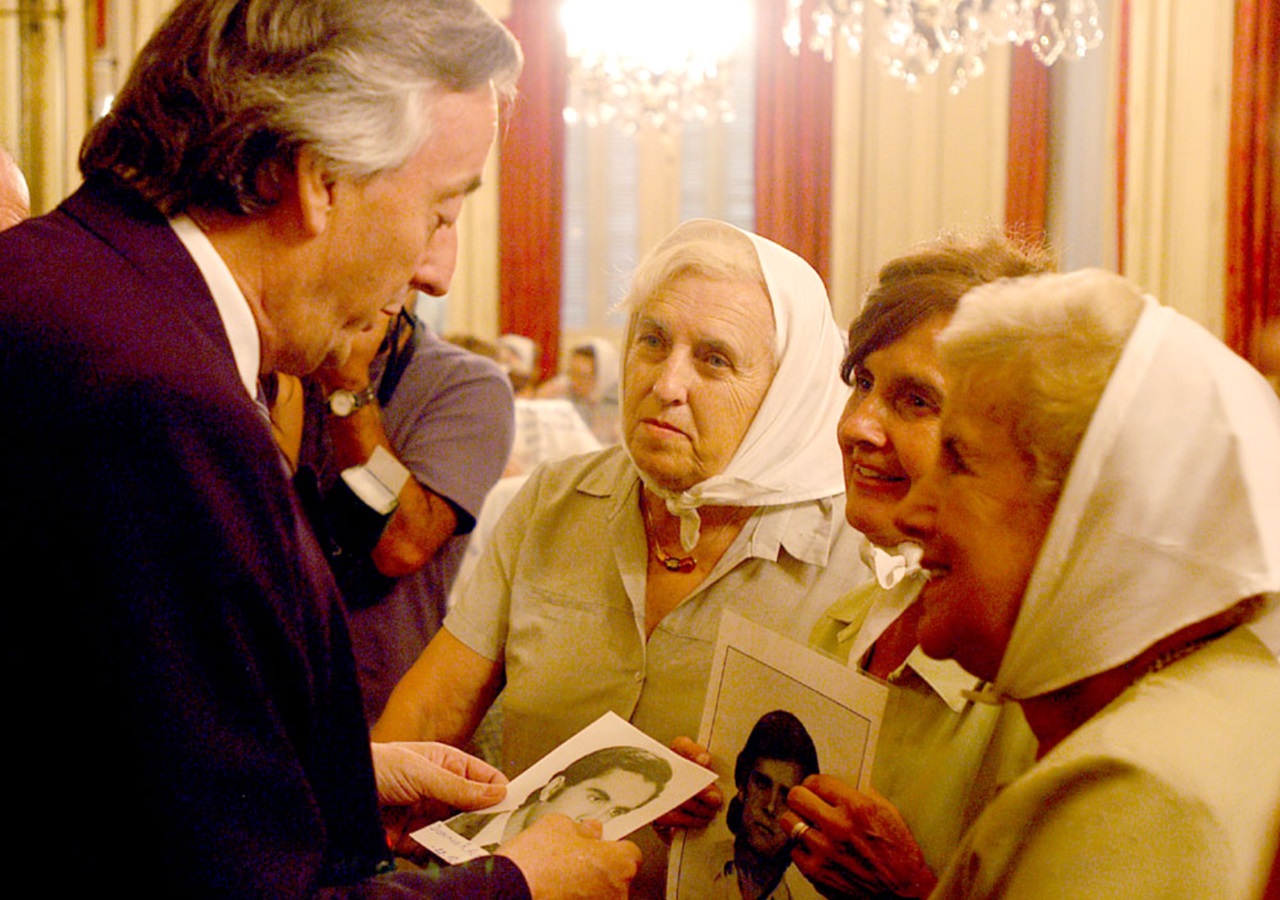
[329,390,356,416]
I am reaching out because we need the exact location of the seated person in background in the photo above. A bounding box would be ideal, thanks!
[499,332,542,397]
[451,746,673,851]
[712,711,820,900]
[504,396,604,478]
[443,331,503,362]
[894,269,1280,897]
[374,218,867,896]
[779,234,1050,898]
[538,336,622,444]
[455,396,603,601]
[295,291,515,724]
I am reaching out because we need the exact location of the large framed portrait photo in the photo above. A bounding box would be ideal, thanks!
[668,612,890,899]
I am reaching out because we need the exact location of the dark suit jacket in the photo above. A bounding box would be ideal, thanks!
[0,179,527,898]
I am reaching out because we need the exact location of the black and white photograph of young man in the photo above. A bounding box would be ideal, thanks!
[669,613,889,899]
[708,710,821,899]
[414,711,715,865]
[447,744,674,850]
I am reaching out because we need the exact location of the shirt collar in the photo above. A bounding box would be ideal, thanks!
[586,454,843,569]
[742,499,841,568]
[897,648,981,713]
[826,583,981,713]
[169,215,260,400]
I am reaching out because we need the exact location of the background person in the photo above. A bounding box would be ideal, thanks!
[0,1,639,896]
[896,269,1280,898]
[296,291,515,724]
[777,234,1049,898]
[538,336,622,444]
[499,332,542,397]
[375,218,865,895]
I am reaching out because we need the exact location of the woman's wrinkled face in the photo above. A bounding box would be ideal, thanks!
[837,315,949,547]
[893,379,1055,683]
[623,274,777,492]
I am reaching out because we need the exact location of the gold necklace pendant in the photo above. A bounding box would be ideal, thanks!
[642,490,698,574]
[661,554,697,574]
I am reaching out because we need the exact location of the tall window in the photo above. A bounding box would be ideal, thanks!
[559,11,757,341]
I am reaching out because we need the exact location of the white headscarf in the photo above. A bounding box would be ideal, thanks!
[993,292,1280,700]
[625,222,849,549]
[575,337,620,402]
[498,334,537,378]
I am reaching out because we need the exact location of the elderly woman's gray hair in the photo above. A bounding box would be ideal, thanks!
[81,0,521,216]
[619,220,772,333]
[940,269,1146,497]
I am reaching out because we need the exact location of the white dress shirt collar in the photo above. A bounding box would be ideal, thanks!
[169,214,260,400]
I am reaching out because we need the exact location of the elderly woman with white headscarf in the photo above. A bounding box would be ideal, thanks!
[375,219,863,893]
[537,336,623,444]
[879,269,1280,898]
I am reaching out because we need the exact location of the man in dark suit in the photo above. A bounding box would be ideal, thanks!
[0,1,639,897]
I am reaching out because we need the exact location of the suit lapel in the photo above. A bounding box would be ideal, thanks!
[61,178,232,359]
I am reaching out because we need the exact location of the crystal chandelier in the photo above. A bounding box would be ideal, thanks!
[560,0,749,133]
[784,0,1104,93]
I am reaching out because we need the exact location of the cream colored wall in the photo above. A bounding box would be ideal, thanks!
[0,2,16,149]
[828,40,1011,330]
[1046,11,1120,275]
[0,0,175,214]
[828,0,1235,336]
[109,0,175,64]
[1121,0,1234,335]
[445,0,510,338]
[445,139,503,339]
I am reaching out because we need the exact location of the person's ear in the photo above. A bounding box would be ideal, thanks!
[293,148,336,237]
[538,774,566,802]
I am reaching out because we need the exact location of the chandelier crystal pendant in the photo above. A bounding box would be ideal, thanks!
[783,0,1104,93]
[561,0,750,133]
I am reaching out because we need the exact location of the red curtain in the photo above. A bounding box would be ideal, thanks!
[753,0,834,287]
[498,0,567,381]
[1005,46,1050,245]
[1225,0,1279,364]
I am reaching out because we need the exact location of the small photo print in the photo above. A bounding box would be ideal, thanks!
[412,710,716,864]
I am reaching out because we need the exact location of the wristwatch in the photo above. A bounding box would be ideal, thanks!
[326,385,377,418]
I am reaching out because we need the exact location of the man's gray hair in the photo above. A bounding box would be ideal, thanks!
[80,0,521,216]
